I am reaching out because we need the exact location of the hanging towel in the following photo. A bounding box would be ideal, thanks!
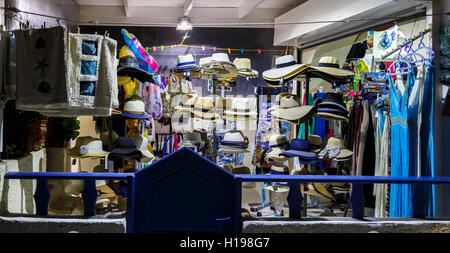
[14,26,69,110]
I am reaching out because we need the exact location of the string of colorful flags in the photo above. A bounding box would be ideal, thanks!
[145,44,294,54]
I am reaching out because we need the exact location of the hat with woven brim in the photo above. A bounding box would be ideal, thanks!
[200,53,238,79]
[308,56,354,78]
[319,137,353,159]
[269,93,315,123]
[233,58,258,78]
[263,55,309,85]
[266,134,288,157]
[120,95,151,119]
[68,137,109,158]
[224,98,258,117]
[191,97,220,121]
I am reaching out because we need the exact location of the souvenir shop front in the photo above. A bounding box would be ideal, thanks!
[0,0,449,232]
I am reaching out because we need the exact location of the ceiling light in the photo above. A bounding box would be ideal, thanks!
[176,16,193,31]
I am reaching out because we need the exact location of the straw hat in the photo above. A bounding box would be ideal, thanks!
[131,134,155,163]
[100,131,119,146]
[269,93,315,123]
[120,95,151,119]
[266,134,288,157]
[233,58,258,78]
[191,97,220,121]
[318,137,353,159]
[199,53,238,79]
[292,169,335,200]
[68,137,109,158]
[224,98,257,117]
[308,56,354,78]
[229,166,256,188]
[308,135,322,149]
[263,55,309,86]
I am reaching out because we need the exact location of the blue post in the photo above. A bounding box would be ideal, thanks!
[34,179,50,215]
[350,183,365,219]
[126,175,135,233]
[287,182,302,218]
[412,183,426,218]
[81,179,98,216]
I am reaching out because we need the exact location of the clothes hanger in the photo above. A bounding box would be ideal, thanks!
[387,44,412,76]
[403,38,426,68]
[413,31,434,61]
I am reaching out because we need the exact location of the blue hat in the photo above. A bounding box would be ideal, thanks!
[280,139,319,164]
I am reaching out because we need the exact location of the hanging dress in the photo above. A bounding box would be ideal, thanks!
[389,71,411,217]
[420,58,436,217]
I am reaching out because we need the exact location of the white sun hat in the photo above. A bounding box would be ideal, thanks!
[263,55,309,84]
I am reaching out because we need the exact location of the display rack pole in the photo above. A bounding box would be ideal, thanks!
[211,76,218,163]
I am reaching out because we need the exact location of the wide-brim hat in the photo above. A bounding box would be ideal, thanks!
[218,146,250,153]
[271,105,315,123]
[191,97,220,120]
[314,112,349,121]
[263,55,309,83]
[279,139,319,164]
[117,46,155,83]
[293,169,335,200]
[179,131,204,147]
[308,56,354,78]
[68,137,109,158]
[175,54,198,71]
[233,58,258,78]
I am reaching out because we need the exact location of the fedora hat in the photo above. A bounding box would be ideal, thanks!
[318,137,353,160]
[117,46,155,83]
[266,134,288,157]
[269,93,315,123]
[224,98,257,117]
[68,137,109,158]
[200,53,238,79]
[179,131,204,148]
[132,134,155,163]
[175,54,198,71]
[109,136,141,161]
[120,95,151,119]
[308,56,354,77]
[315,93,348,112]
[263,55,309,85]
[219,130,249,153]
[191,97,220,121]
[280,139,319,164]
[308,135,322,149]
[233,58,258,78]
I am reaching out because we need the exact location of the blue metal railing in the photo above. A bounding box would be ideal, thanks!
[4,171,450,233]
[238,174,450,219]
[3,172,136,233]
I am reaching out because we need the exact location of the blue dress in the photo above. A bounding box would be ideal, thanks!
[421,58,436,217]
[389,73,412,217]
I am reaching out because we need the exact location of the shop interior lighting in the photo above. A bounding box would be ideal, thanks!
[176,16,193,31]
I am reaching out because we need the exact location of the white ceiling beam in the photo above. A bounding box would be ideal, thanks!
[183,0,194,16]
[238,0,264,19]
[123,0,130,17]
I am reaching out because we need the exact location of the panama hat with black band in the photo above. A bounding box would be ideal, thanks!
[308,56,354,78]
